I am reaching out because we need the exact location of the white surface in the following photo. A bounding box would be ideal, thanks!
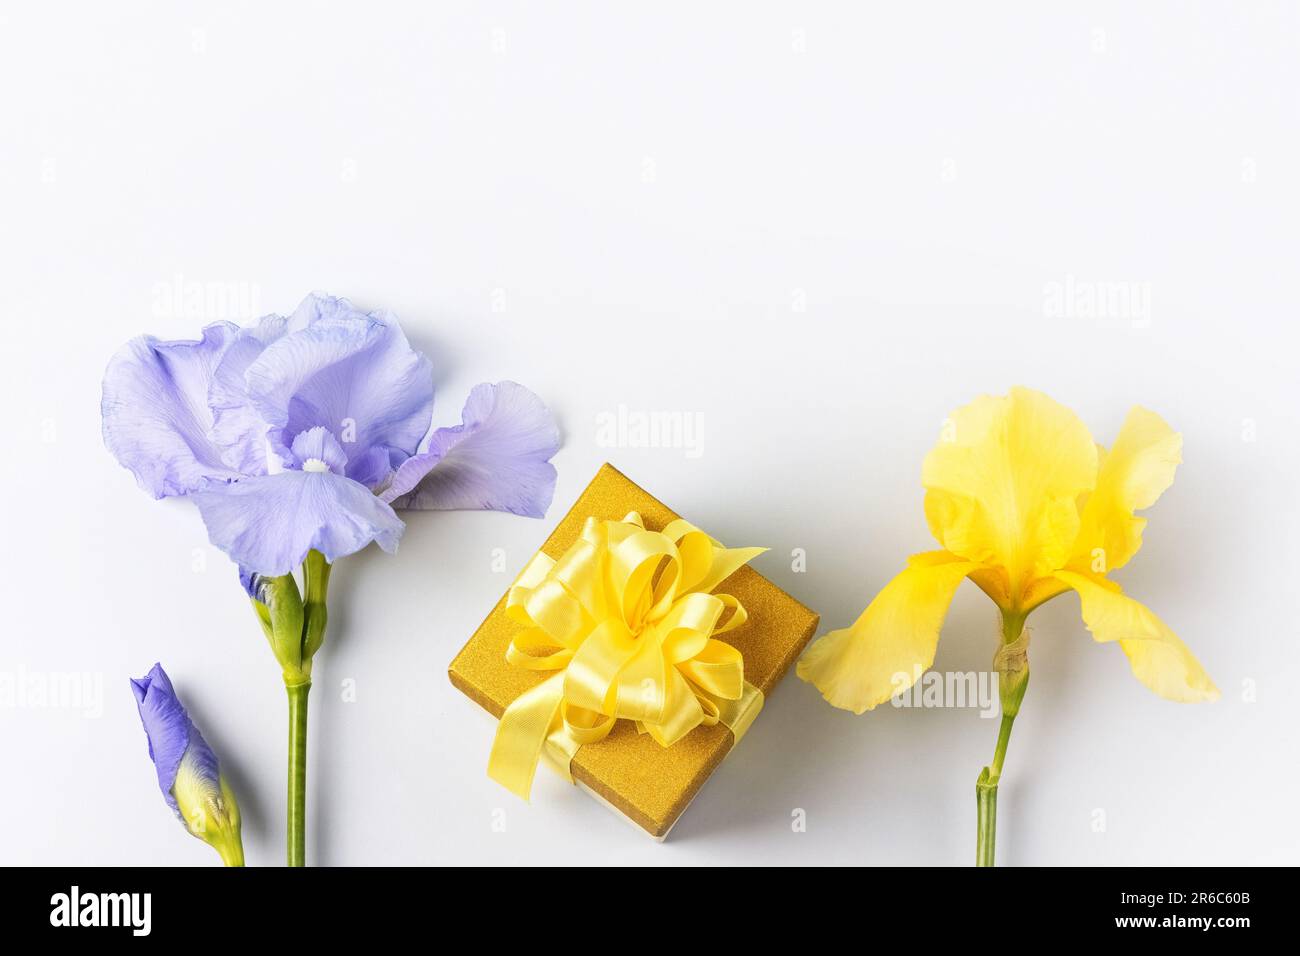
[1,2,1297,866]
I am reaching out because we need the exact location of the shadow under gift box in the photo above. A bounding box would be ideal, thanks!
[449,462,819,839]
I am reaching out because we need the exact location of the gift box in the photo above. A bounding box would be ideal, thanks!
[449,463,819,839]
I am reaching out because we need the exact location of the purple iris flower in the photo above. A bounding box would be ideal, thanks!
[131,663,243,865]
[102,293,560,575]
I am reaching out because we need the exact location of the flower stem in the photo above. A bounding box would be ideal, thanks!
[977,610,1030,867]
[217,840,246,867]
[286,679,310,867]
[976,715,1015,866]
[283,549,330,868]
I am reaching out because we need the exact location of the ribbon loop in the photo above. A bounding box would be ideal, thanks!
[677,639,745,700]
[488,514,769,800]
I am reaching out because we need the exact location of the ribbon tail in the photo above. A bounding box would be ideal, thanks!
[712,681,765,745]
[488,672,567,801]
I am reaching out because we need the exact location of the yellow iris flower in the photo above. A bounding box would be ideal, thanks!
[797,387,1217,865]
[799,386,1217,712]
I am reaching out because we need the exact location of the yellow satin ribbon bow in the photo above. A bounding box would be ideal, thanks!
[488,512,767,800]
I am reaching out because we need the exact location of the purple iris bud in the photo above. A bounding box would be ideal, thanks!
[102,293,561,576]
[130,664,243,866]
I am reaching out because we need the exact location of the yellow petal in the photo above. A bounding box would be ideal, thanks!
[922,387,1097,604]
[1054,569,1219,703]
[1069,406,1182,574]
[796,552,978,713]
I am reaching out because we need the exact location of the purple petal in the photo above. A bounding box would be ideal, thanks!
[191,470,405,575]
[345,445,402,490]
[290,426,349,475]
[130,663,219,815]
[383,381,559,518]
[208,312,291,475]
[102,323,246,498]
[243,294,434,490]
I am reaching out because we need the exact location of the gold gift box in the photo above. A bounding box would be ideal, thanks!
[449,463,819,839]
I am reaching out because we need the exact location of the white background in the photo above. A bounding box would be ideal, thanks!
[2,2,1297,866]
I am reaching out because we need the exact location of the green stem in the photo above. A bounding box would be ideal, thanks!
[976,715,1015,866]
[286,679,310,867]
[283,549,330,868]
[976,610,1029,867]
[217,840,245,867]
